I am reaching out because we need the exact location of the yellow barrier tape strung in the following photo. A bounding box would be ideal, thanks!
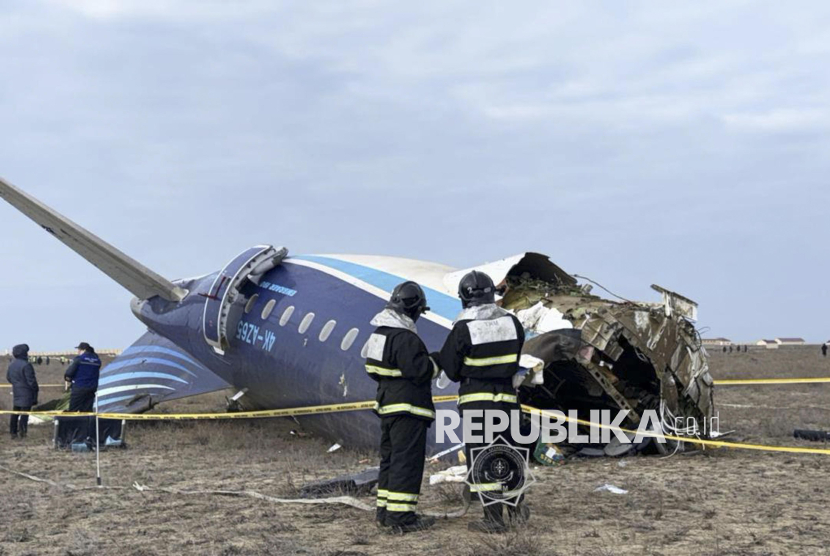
[4,377,828,390]
[0,395,461,421]
[714,377,830,385]
[0,402,377,421]
[520,406,830,456]
[2,393,830,455]
[0,384,66,388]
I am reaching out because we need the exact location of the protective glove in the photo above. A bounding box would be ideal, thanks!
[429,355,441,379]
[512,369,529,390]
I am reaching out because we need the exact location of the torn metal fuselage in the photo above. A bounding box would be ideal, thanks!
[500,257,715,451]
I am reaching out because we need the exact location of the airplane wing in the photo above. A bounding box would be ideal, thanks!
[0,176,186,302]
[96,330,231,413]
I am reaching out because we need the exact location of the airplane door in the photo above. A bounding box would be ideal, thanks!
[203,245,288,353]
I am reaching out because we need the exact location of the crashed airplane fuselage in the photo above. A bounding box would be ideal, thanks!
[0,178,714,458]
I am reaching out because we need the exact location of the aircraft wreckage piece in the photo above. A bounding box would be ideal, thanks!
[1,175,714,457]
[503,264,715,451]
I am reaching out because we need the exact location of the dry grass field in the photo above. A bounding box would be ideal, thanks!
[3,346,830,555]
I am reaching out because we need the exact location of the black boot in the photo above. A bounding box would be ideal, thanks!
[507,502,531,526]
[468,504,507,534]
[376,508,389,528]
[390,515,436,534]
[467,519,508,534]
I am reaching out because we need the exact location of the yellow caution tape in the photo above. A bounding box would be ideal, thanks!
[0,384,66,388]
[6,378,829,388]
[3,393,830,455]
[0,402,377,421]
[714,377,830,385]
[0,395,461,421]
[520,405,830,456]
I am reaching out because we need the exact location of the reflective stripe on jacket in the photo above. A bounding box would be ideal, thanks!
[365,322,435,422]
[436,305,525,405]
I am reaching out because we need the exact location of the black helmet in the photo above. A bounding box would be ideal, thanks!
[458,270,496,308]
[387,281,430,321]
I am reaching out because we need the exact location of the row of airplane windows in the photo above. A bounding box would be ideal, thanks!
[244,294,366,355]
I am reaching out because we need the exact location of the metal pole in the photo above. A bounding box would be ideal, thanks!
[95,395,101,487]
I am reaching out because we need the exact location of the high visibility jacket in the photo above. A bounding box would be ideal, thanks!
[365,310,436,421]
[436,304,525,406]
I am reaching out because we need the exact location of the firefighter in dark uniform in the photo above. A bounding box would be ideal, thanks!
[366,281,438,534]
[435,270,529,533]
[64,342,102,412]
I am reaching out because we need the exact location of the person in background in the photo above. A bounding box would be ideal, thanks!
[7,344,38,439]
[64,342,102,412]
[822,343,827,358]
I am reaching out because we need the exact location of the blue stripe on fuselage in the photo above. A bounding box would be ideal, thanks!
[118,345,202,369]
[102,357,198,378]
[98,371,189,387]
[293,255,461,322]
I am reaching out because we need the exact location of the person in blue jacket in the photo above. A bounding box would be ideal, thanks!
[64,342,102,412]
[7,344,38,439]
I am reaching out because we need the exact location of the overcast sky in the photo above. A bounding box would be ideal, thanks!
[1,1,828,351]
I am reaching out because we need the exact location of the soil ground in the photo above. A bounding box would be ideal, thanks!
[3,346,830,555]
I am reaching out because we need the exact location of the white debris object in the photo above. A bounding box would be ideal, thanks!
[595,484,628,495]
[429,465,468,486]
[327,443,342,453]
[518,354,546,385]
[516,302,572,333]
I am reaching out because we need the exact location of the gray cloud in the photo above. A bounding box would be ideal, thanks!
[1,0,829,349]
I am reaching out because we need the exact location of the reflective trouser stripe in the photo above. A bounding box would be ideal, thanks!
[463,354,519,366]
[377,499,387,507]
[374,403,436,419]
[377,489,389,508]
[470,483,503,493]
[386,491,419,502]
[457,393,518,405]
[387,501,417,512]
[502,490,525,497]
[365,365,403,377]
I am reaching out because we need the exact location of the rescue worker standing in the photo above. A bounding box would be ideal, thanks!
[64,342,102,412]
[435,270,529,534]
[366,281,438,534]
[7,344,38,439]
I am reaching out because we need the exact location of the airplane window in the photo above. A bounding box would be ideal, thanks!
[245,294,259,314]
[261,299,276,320]
[279,306,295,326]
[360,337,371,358]
[342,328,360,351]
[319,320,337,342]
[299,312,315,334]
